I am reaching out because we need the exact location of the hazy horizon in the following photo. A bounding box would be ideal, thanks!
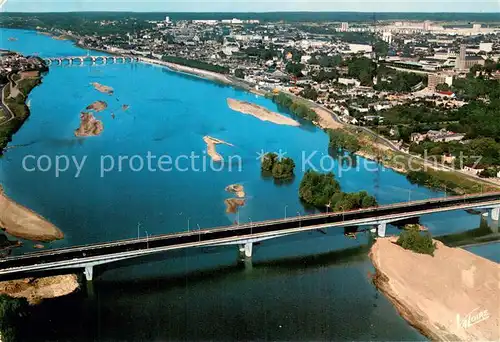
[1,0,499,14]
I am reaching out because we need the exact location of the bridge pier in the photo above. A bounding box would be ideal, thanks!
[377,222,387,238]
[239,242,253,259]
[490,207,500,221]
[490,207,500,233]
[84,266,94,282]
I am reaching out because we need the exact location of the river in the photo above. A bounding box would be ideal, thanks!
[0,28,495,341]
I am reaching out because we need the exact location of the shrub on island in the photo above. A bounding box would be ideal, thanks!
[261,153,296,180]
[397,225,437,256]
[298,170,377,211]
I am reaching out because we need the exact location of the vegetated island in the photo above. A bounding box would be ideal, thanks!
[0,187,64,242]
[224,198,245,214]
[122,104,130,111]
[299,170,377,211]
[86,100,107,112]
[225,184,245,198]
[203,136,233,162]
[74,112,104,137]
[370,234,499,341]
[227,98,300,127]
[90,82,114,95]
[261,153,296,180]
[0,275,79,305]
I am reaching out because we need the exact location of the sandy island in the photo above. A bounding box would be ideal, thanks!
[224,198,245,214]
[90,82,114,95]
[227,98,300,127]
[203,136,233,162]
[86,100,108,112]
[75,112,104,137]
[0,188,64,242]
[122,104,130,111]
[0,275,79,305]
[370,237,499,341]
[225,184,245,198]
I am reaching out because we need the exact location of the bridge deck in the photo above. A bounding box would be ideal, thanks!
[1,192,500,274]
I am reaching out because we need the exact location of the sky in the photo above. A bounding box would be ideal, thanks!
[1,0,499,13]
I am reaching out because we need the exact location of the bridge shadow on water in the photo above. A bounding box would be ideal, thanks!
[17,240,376,341]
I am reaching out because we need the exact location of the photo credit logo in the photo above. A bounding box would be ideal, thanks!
[457,308,490,330]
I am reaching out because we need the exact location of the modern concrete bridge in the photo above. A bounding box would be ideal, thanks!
[44,55,138,66]
[1,193,499,281]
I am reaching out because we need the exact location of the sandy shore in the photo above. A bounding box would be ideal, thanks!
[75,112,104,137]
[86,100,107,112]
[227,98,300,127]
[224,198,245,214]
[203,136,233,162]
[0,189,64,242]
[90,82,114,95]
[370,237,499,341]
[225,184,245,198]
[312,107,344,130]
[0,275,79,305]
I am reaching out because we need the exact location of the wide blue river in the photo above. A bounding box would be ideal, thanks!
[0,28,493,341]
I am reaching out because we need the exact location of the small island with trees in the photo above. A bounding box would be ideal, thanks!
[299,170,377,211]
[261,153,296,181]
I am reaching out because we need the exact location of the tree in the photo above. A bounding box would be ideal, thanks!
[234,68,245,79]
[299,85,318,101]
[270,93,318,122]
[374,40,389,58]
[347,57,377,86]
[261,154,296,180]
[261,153,278,173]
[272,157,296,180]
[0,295,29,342]
[285,62,305,77]
[328,129,361,153]
[397,226,437,256]
[436,83,451,92]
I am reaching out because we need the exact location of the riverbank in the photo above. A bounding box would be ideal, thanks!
[0,275,79,305]
[0,70,43,153]
[0,187,64,242]
[370,237,499,341]
[227,98,300,127]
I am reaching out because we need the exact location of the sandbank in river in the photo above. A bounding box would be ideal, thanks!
[0,188,64,242]
[90,82,114,95]
[75,112,104,137]
[86,100,108,112]
[227,98,300,127]
[203,136,233,162]
[225,184,245,198]
[224,198,245,214]
[370,237,499,341]
[0,275,79,305]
